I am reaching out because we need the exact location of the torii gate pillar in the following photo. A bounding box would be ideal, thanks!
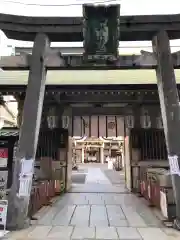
[7,33,50,230]
[152,30,180,230]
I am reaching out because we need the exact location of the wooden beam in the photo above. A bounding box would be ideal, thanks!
[1,13,180,41]
[59,90,159,103]
[1,53,180,70]
[0,51,65,69]
[138,50,157,65]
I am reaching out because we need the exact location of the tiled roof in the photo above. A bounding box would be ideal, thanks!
[0,69,180,85]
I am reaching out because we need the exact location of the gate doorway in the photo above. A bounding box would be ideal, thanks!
[72,115,124,164]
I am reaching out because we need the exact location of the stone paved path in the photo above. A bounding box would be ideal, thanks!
[5,164,180,239]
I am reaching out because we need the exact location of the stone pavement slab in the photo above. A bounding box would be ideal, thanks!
[96,226,119,239]
[121,206,147,227]
[71,226,95,239]
[37,206,58,225]
[47,226,73,239]
[28,226,52,238]
[162,227,180,239]
[85,167,111,185]
[55,193,88,205]
[72,173,87,184]
[137,227,169,240]
[109,219,128,227]
[88,194,105,205]
[117,227,142,239]
[70,205,90,226]
[3,226,35,240]
[90,205,109,227]
[106,205,128,227]
[103,170,125,185]
[52,205,76,226]
[69,183,127,193]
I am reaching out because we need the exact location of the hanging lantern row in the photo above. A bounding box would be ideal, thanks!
[46,107,58,129]
[125,114,163,129]
[47,115,58,129]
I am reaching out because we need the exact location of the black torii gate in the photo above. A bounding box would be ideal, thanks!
[0,5,180,230]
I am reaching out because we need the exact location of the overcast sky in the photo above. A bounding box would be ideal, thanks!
[1,0,180,16]
[1,0,180,50]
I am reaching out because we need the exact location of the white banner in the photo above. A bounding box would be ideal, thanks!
[18,176,32,197]
[168,155,180,176]
[82,116,90,137]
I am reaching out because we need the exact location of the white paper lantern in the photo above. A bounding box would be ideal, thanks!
[141,112,151,128]
[125,115,134,128]
[47,107,58,129]
[156,116,163,129]
[62,115,69,129]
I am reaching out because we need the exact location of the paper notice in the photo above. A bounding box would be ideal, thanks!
[18,176,32,197]
[20,158,34,177]
[0,159,7,168]
[168,155,180,176]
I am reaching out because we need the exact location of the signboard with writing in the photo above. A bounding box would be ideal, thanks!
[0,200,8,230]
[0,171,8,200]
[0,148,8,168]
[83,4,120,63]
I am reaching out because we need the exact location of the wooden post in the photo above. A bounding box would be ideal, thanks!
[100,146,104,164]
[15,94,25,128]
[152,30,180,230]
[7,33,50,230]
[81,148,84,163]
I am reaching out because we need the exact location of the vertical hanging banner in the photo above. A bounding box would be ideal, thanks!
[91,116,98,137]
[107,116,116,137]
[99,116,106,137]
[73,116,82,137]
[116,116,124,137]
[83,4,120,64]
[81,116,90,137]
